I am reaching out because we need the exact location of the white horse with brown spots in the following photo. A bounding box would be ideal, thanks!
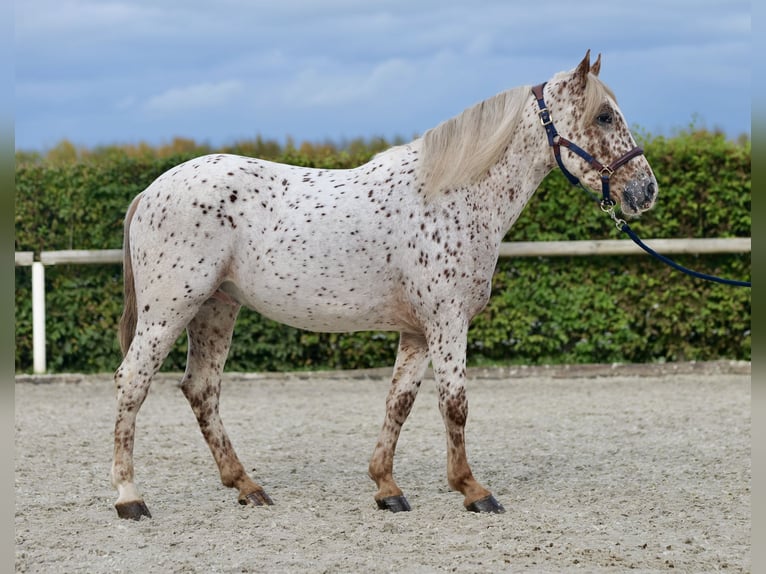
[112,51,657,519]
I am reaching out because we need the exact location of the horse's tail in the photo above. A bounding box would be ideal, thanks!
[118,194,142,356]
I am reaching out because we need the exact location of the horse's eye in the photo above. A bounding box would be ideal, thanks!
[597,112,613,125]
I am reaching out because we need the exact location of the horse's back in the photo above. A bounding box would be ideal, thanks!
[127,152,422,333]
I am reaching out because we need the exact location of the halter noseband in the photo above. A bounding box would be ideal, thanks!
[532,82,644,209]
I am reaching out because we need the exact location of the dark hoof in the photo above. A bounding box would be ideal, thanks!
[376,495,411,512]
[115,500,152,520]
[239,490,274,507]
[466,495,505,514]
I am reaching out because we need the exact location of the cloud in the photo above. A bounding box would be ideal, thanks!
[143,80,245,113]
[16,0,160,37]
[13,0,751,150]
[283,58,417,108]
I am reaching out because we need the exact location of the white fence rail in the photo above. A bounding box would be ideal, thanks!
[16,237,751,373]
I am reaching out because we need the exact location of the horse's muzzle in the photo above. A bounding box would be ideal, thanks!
[622,176,658,215]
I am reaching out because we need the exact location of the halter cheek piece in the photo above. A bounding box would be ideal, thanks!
[531,83,644,210]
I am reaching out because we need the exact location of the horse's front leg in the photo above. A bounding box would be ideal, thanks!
[428,322,505,513]
[368,332,430,512]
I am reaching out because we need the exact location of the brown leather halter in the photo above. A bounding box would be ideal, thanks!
[531,83,750,287]
[532,82,644,208]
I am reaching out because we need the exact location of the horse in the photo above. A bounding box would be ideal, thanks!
[111,50,658,520]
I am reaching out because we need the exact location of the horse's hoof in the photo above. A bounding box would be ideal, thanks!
[466,495,505,514]
[115,500,152,520]
[376,495,411,512]
[239,490,274,507]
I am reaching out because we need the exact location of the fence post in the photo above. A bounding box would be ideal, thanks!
[32,262,46,374]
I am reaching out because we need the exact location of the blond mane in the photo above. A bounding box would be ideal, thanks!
[414,72,616,198]
[416,86,529,198]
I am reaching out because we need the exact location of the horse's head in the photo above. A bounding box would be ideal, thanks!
[539,51,658,217]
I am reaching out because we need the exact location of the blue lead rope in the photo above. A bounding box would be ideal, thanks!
[532,82,750,289]
[593,189,751,288]
[619,222,751,288]
[597,194,750,288]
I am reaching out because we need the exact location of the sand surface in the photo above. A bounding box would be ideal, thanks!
[15,362,750,573]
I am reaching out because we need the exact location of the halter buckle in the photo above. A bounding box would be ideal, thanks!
[537,108,553,127]
[599,165,614,177]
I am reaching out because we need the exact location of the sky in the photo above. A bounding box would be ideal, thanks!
[14,0,751,152]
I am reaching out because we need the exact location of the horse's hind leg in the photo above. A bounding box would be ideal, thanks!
[112,322,187,520]
[368,332,430,512]
[181,298,273,507]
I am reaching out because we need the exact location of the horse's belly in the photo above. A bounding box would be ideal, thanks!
[221,279,414,333]
[257,304,401,333]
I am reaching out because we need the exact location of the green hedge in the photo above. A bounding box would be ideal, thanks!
[15,131,750,373]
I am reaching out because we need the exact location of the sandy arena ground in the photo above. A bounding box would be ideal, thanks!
[15,362,750,573]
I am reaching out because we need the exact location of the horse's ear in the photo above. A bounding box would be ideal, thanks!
[575,49,591,84]
[590,53,601,76]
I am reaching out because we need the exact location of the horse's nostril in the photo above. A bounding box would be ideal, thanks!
[647,181,656,198]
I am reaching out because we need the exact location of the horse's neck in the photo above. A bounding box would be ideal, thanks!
[470,105,556,241]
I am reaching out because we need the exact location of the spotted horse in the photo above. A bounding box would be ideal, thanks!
[112,51,657,519]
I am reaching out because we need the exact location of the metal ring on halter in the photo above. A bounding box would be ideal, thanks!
[600,201,626,229]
